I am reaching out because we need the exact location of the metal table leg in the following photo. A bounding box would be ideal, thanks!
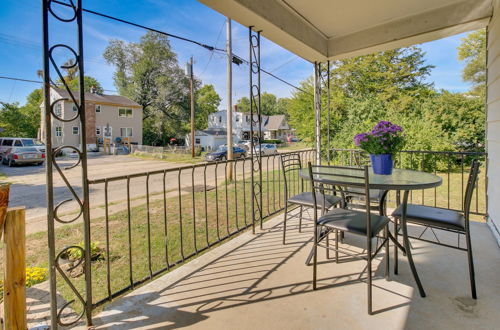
[401,190,426,297]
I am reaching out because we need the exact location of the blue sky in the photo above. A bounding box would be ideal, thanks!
[0,0,473,107]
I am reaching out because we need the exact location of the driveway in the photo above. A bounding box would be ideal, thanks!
[2,153,284,234]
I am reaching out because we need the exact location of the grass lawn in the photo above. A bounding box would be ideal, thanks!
[0,172,7,181]
[132,151,207,163]
[2,158,486,315]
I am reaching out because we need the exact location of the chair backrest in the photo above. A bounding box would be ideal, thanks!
[308,163,373,236]
[281,153,303,197]
[463,159,481,221]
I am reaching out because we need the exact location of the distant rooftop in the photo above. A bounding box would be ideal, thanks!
[52,87,142,108]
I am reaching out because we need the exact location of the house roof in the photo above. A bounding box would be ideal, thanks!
[53,87,142,108]
[196,128,228,136]
[199,0,492,62]
[265,115,288,130]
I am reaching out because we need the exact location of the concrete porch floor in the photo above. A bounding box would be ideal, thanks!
[93,211,500,330]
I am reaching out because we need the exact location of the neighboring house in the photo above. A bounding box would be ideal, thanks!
[40,87,143,149]
[263,114,292,140]
[187,128,238,152]
[188,109,294,150]
[207,109,267,141]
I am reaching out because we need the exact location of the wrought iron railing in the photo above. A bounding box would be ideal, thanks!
[329,149,488,217]
[83,149,315,308]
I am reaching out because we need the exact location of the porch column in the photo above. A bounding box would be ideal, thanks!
[314,62,322,165]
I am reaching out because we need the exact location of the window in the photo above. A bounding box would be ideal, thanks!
[120,127,133,137]
[95,105,101,113]
[235,116,239,122]
[72,104,78,112]
[219,116,222,123]
[245,115,249,123]
[14,140,23,147]
[55,103,62,116]
[195,138,200,144]
[72,126,79,135]
[96,126,102,135]
[118,108,133,118]
[55,127,62,137]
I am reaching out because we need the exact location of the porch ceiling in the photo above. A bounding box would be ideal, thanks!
[198,0,493,62]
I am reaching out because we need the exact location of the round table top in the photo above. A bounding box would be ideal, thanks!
[299,167,442,191]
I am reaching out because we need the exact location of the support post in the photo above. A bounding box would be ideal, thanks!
[189,56,195,158]
[3,207,26,330]
[226,18,234,179]
[314,62,322,165]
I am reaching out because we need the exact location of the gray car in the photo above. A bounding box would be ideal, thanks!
[2,147,45,167]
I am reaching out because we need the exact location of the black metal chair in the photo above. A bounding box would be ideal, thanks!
[308,163,390,315]
[391,159,481,299]
[280,153,342,244]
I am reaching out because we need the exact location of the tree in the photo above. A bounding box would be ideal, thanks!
[457,29,486,96]
[235,92,287,115]
[104,32,195,145]
[65,76,104,94]
[0,102,33,137]
[194,85,221,130]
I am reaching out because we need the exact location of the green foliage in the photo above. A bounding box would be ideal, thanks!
[65,76,104,94]
[458,29,486,96]
[236,92,287,116]
[104,32,195,144]
[67,241,104,261]
[286,45,485,167]
[194,84,221,130]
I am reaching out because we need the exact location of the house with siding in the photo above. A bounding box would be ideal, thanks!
[40,87,143,149]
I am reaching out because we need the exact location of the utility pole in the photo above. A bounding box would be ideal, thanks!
[226,17,234,179]
[188,56,195,158]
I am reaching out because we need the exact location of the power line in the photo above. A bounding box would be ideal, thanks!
[0,75,118,93]
[51,0,309,95]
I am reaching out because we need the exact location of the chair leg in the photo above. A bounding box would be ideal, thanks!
[335,229,339,263]
[367,238,373,315]
[313,226,319,290]
[394,218,399,275]
[298,205,303,233]
[465,229,477,299]
[326,231,330,259]
[385,225,389,279]
[283,202,288,245]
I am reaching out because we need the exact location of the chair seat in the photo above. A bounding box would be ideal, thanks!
[347,188,385,202]
[317,208,389,237]
[288,192,342,209]
[391,204,465,231]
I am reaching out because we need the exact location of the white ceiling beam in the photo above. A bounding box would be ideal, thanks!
[198,0,327,61]
[327,0,493,60]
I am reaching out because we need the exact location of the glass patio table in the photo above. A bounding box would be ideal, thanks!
[299,167,442,298]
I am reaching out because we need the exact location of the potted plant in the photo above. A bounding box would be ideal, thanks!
[354,121,405,175]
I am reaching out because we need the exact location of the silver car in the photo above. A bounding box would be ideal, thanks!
[253,143,278,155]
[2,147,45,167]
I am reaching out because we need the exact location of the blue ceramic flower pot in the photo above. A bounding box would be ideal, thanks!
[370,154,393,175]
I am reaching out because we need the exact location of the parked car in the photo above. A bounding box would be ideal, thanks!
[205,146,247,162]
[253,143,278,156]
[2,147,45,167]
[0,137,45,156]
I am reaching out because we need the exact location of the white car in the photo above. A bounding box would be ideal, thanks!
[253,143,278,156]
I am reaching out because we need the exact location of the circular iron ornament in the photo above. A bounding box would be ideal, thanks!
[48,44,82,106]
[52,146,84,223]
[48,0,78,22]
[50,98,80,122]
[54,246,87,326]
[252,159,261,172]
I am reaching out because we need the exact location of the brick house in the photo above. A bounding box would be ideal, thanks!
[40,87,143,149]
